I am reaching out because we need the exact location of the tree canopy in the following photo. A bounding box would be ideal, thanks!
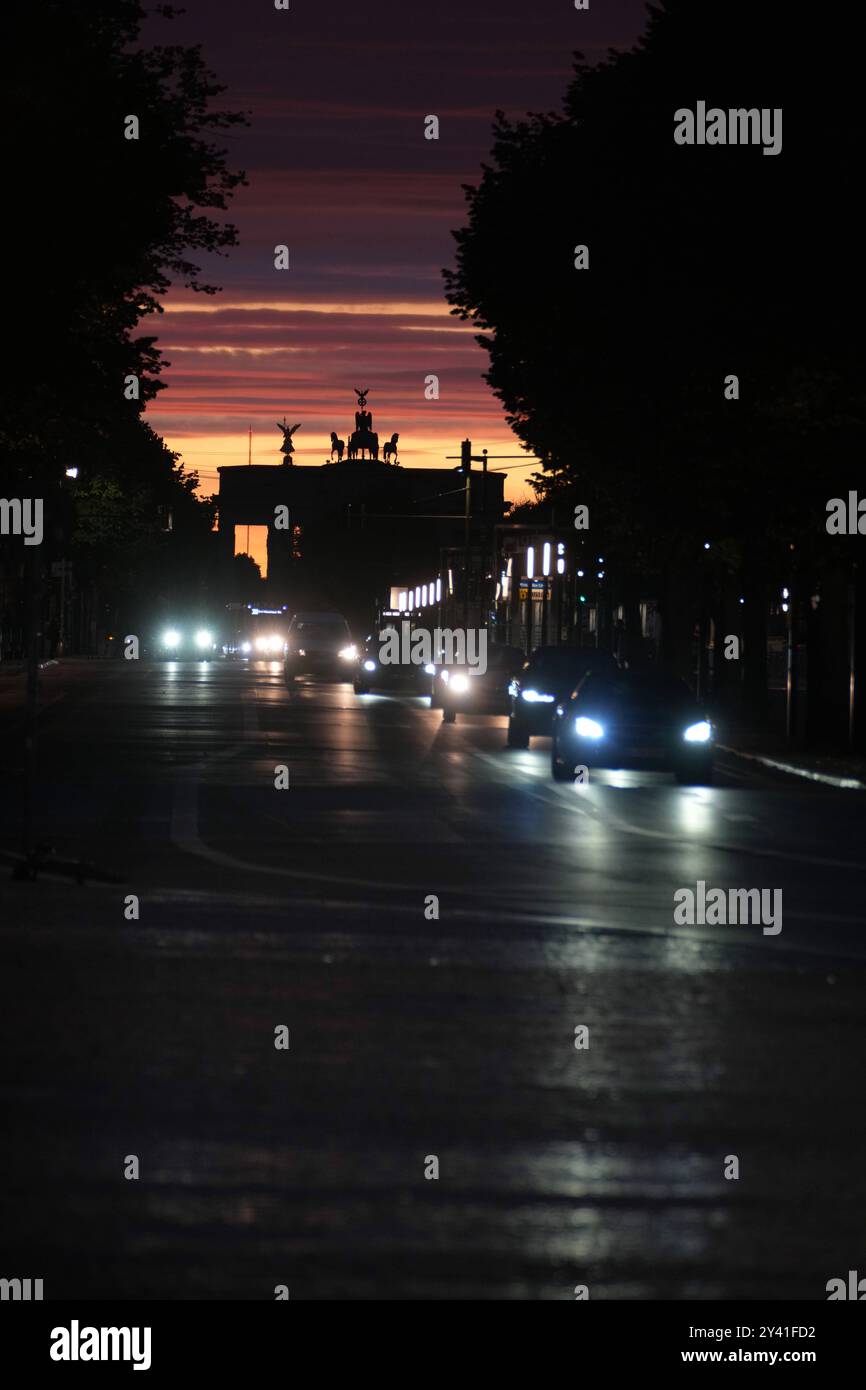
[2,1,247,631]
[444,0,864,578]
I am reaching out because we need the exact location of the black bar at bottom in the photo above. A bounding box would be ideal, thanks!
[1,1300,862,1377]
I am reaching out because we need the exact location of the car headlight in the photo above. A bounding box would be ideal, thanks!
[339,644,358,661]
[683,720,712,743]
[161,628,181,650]
[363,659,376,672]
[194,629,213,649]
[522,688,555,703]
[424,663,436,676]
[575,716,604,739]
[440,669,450,684]
[450,674,470,694]
[241,641,252,655]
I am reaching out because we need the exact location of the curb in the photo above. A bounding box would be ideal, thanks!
[718,743,866,791]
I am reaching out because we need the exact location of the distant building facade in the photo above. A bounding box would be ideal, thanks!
[216,394,506,626]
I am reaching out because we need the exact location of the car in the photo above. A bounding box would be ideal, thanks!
[506,645,618,747]
[550,668,715,784]
[284,611,356,682]
[439,644,525,723]
[154,624,219,659]
[353,635,432,695]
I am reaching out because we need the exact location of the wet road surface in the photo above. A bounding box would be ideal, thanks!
[1,658,864,1299]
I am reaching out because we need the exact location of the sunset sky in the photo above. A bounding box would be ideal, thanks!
[143,0,647,506]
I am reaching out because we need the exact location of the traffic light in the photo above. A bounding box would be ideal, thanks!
[461,439,472,474]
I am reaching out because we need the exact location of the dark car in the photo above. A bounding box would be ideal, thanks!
[353,634,432,696]
[439,644,525,724]
[550,668,715,784]
[284,612,356,682]
[151,621,220,660]
[506,645,618,747]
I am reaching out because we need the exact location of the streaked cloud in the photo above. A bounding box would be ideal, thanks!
[140,0,647,505]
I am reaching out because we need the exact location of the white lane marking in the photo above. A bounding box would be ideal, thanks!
[170,778,469,886]
[170,675,864,887]
[171,675,469,878]
[469,749,865,872]
[581,795,862,870]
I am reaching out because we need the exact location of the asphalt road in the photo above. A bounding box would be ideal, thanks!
[1,658,864,1300]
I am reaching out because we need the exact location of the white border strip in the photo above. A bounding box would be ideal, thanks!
[718,743,866,790]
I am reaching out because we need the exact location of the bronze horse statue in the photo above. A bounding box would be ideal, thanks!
[382,432,399,463]
[330,431,345,461]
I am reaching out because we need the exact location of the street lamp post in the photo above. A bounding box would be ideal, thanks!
[22,530,41,863]
[786,583,798,741]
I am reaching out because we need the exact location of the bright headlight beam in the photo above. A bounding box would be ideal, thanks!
[162,629,181,649]
[339,644,358,660]
[575,716,604,739]
[450,675,470,694]
[363,659,376,672]
[521,689,554,703]
[683,720,712,743]
[194,629,213,649]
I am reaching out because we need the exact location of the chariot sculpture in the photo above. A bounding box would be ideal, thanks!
[349,388,378,460]
[330,389,400,464]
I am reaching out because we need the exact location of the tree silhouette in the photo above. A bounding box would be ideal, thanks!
[2,1,247,641]
[445,0,865,714]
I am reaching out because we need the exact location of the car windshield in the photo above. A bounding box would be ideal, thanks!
[296,622,347,641]
[529,648,600,676]
[580,672,695,707]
